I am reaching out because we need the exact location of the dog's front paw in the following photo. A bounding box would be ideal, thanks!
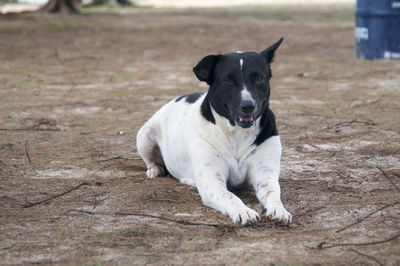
[146,164,166,179]
[264,202,292,225]
[229,206,260,226]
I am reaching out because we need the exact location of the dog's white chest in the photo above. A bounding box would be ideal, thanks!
[215,127,257,187]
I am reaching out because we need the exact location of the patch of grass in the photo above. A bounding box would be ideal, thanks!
[82,255,105,266]
[322,99,341,118]
[20,80,40,90]
[123,228,148,237]
[43,21,70,32]
[144,24,159,32]
[335,137,349,143]
[42,152,51,157]
[31,144,38,153]
[119,71,134,80]
[16,120,25,125]
[334,154,352,163]
[185,243,197,252]
[108,73,118,82]
[111,231,121,239]
[80,72,90,78]
[390,140,398,147]
[110,89,128,98]
[96,255,103,266]
[81,4,110,12]
[355,112,372,121]
[82,120,94,129]
[19,68,28,75]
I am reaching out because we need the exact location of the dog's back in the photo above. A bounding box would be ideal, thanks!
[137,92,207,186]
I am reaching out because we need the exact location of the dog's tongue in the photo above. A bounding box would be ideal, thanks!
[239,115,253,121]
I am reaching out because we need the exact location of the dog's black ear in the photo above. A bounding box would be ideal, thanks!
[193,55,220,85]
[260,37,284,63]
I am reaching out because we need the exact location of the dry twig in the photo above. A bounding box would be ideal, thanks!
[23,182,89,208]
[348,248,384,266]
[308,233,400,249]
[324,119,376,131]
[0,127,60,131]
[68,209,224,228]
[116,212,223,228]
[335,201,399,233]
[24,141,32,164]
[376,166,400,193]
[95,156,135,163]
[296,197,333,218]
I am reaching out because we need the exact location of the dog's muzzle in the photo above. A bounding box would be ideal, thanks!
[235,100,257,128]
[236,115,255,128]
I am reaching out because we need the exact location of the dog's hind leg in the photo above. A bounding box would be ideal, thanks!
[136,123,166,178]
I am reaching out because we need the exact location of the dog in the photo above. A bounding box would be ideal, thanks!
[136,38,292,225]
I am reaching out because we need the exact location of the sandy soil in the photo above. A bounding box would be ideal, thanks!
[0,5,399,265]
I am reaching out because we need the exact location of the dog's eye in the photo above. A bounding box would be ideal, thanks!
[256,76,265,83]
[222,78,234,86]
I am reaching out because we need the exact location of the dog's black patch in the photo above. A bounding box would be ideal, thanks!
[185,92,203,103]
[200,94,216,124]
[175,92,204,104]
[175,95,185,102]
[254,108,278,146]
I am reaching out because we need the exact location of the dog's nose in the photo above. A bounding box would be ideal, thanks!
[240,100,255,114]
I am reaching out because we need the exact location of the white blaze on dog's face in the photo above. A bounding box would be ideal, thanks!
[193,38,283,129]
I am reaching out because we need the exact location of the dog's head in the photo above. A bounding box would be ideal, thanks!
[193,38,283,128]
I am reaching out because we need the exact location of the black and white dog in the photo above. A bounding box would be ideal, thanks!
[137,38,292,225]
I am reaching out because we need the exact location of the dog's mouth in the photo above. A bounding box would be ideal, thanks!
[236,115,255,128]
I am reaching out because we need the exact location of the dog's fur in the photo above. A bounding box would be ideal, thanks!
[137,38,292,225]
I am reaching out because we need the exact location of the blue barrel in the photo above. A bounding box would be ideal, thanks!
[355,0,400,60]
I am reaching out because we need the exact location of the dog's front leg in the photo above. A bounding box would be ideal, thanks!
[191,149,260,226]
[248,136,292,224]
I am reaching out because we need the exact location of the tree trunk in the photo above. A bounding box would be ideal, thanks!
[115,0,132,6]
[41,0,79,13]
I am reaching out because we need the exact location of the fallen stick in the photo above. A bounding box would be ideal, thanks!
[68,209,223,228]
[23,182,89,208]
[296,197,333,218]
[95,156,136,163]
[324,119,376,130]
[376,166,400,193]
[348,248,384,266]
[24,141,32,164]
[117,212,223,228]
[308,233,400,249]
[0,128,61,131]
[335,201,399,233]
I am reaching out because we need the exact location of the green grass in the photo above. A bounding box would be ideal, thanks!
[30,144,38,153]
[20,80,40,90]
[119,71,134,80]
[322,99,341,118]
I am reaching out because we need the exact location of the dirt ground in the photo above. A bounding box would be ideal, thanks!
[1,5,399,265]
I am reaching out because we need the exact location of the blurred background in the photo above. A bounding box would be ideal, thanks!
[1,0,356,13]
